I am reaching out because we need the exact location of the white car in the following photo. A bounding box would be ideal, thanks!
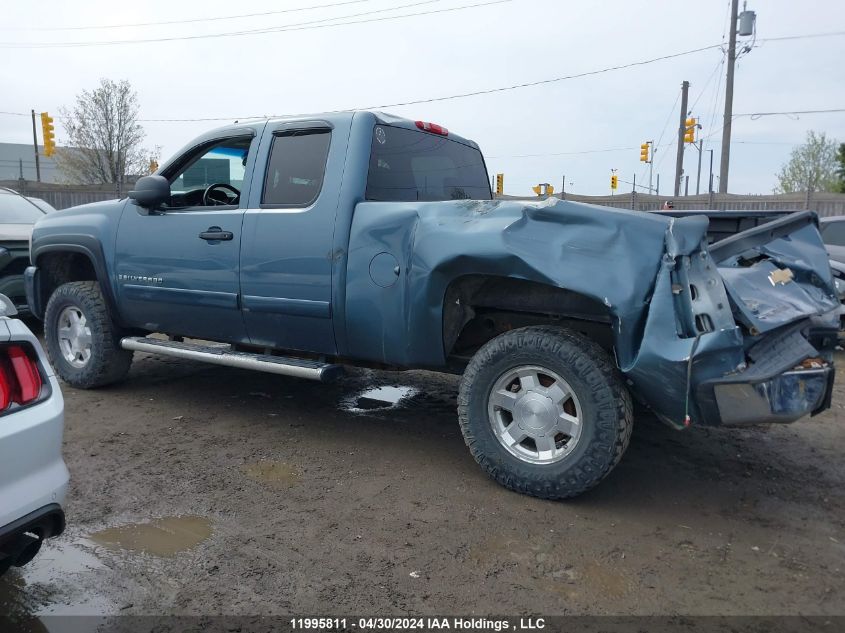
[0,293,68,576]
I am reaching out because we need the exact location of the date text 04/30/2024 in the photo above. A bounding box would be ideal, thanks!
[289,618,547,630]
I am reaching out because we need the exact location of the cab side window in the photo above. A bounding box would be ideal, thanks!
[262,129,331,208]
[166,136,252,209]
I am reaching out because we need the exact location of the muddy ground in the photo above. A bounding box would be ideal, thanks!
[1,348,844,617]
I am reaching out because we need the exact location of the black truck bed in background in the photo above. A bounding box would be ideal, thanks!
[652,209,796,244]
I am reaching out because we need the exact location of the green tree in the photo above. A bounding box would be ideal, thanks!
[56,78,159,188]
[775,131,839,194]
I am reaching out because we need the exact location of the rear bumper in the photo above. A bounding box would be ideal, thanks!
[0,503,65,571]
[697,365,833,426]
[0,503,65,548]
[0,375,69,529]
[694,318,837,426]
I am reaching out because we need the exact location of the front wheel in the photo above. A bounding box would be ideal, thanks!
[457,326,633,499]
[44,281,133,388]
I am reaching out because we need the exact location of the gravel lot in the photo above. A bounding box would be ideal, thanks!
[1,348,844,617]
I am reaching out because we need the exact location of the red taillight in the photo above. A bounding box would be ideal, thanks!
[415,120,449,136]
[0,345,42,410]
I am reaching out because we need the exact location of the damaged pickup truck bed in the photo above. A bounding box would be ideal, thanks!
[25,111,840,499]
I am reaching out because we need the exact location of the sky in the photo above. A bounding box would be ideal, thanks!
[0,0,843,196]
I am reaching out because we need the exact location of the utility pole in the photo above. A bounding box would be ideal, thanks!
[696,139,703,195]
[708,149,715,208]
[30,109,41,183]
[719,0,740,193]
[674,80,690,197]
[561,174,565,199]
[632,174,637,210]
[648,141,654,195]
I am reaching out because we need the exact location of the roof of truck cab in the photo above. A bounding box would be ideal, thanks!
[200,110,479,150]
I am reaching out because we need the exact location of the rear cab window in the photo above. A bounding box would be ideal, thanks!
[366,125,491,202]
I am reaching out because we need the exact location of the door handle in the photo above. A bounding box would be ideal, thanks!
[199,227,233,241]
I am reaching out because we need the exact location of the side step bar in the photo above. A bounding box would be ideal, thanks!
[120,337,344,382]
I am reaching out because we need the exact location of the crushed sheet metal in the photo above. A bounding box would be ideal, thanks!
[343,198,836,427]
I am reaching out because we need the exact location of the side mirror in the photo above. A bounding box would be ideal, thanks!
[128,175,170,209]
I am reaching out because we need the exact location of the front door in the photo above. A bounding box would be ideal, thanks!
[114,132,259,343]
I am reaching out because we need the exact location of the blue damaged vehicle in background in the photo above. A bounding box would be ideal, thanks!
[24,111,840,499]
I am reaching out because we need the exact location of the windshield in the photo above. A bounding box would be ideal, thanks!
[0,191,46,223]
[366,125,491,202]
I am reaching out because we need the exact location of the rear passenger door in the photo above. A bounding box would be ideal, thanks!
[240,117,350,354]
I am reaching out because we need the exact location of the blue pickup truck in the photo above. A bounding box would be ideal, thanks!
[25,111,840,499]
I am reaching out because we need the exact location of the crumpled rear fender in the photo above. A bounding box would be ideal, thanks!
[344,198,708,373]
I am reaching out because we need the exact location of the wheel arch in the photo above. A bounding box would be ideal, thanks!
[30,241,121,324]
[443,274,615,365]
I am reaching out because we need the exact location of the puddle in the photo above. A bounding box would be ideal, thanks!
[1,539,116,616]
[242,461,300,487]
[88,515,212,557]
[341,385,418,413]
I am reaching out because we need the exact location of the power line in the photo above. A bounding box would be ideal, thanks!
[757,30,845,43]
[689,54,725,113]
[363,44,723,110]
[0,0,507,48]
[735,108,845,118]
[639,87,682,182]
[0,43,724,121]
[1,55,842,126]
[652,90,684,174]
[0,0,372,31]
[483,135,805,160]
[488,146,640,159]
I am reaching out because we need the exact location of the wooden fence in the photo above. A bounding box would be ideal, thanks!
[5,179,845,217]
[1,179,124,210]
[501,191,845,217]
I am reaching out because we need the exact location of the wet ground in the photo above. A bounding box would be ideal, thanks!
[1,350,844,617]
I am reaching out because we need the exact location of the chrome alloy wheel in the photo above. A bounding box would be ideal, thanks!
[57,306,93,368]
[487,365,583,464]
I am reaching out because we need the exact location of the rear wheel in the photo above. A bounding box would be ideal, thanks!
[44,281,133,388]
[457,326,632,499]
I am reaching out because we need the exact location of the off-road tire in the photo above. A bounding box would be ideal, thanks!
[457,326,633,499]
[44,281,133,388]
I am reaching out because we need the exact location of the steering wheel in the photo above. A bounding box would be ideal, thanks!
[202,183,240,206]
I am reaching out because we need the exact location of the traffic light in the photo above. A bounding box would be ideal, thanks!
[684,118,697,144]
[611,175,618,190]
[495,173,504,195]
[640,142,650,163]
[40,112,55,157]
